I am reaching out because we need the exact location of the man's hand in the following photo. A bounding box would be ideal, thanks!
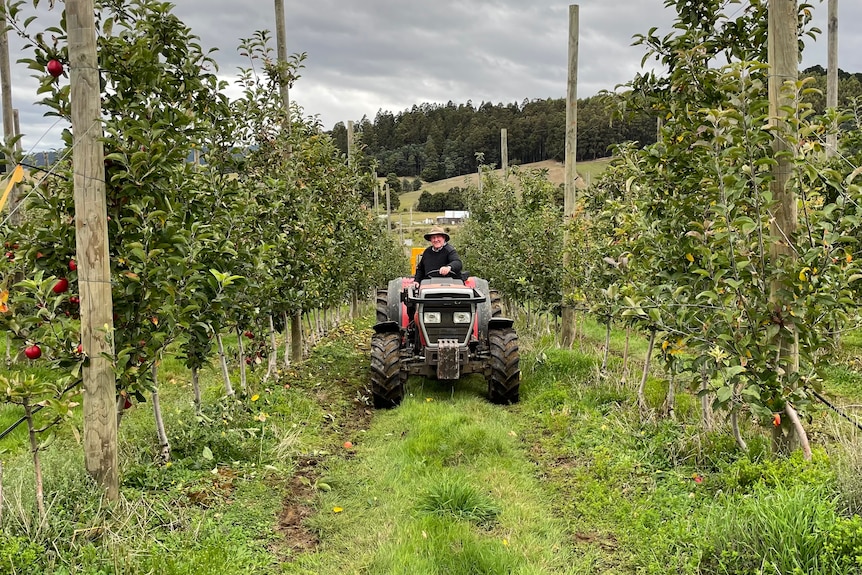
[440,266,451,276]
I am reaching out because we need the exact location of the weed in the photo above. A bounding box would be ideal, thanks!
[416,475,501,526]
[695,484,843,574]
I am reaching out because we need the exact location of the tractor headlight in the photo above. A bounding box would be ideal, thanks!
[453,311,472,324]
[423,312,442,324]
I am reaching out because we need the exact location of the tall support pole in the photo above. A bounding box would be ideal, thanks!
[347,120,354,166]
[500,128,508,181]
[68,0,118,499]
[769,0,806,456]
[275,0,303,362]
[385,183,392,232]
[560,5,579,349]
[825,0,838,157]
[274,0,291,140]
[373,170,379,214]
[0,12,19,222]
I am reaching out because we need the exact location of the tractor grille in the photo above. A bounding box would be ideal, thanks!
[424,324,471,345]
[421,305,473,345]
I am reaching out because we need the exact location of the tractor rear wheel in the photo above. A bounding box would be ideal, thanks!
[487,328,520,404]
[370,332,405,408]
[375,288,389,323]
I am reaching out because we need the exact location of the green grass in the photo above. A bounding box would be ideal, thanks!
[289,392,581,574]
[1,306,861,574]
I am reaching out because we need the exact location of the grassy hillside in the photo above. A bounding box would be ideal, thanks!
[395,157,612,214]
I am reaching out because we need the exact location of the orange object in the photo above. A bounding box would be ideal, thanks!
[410,247,424,274]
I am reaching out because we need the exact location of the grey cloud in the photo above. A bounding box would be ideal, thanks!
[6,0,862,152]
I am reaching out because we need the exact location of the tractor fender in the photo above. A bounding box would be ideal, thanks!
[488,317,514,330]
[373,320,400,334]
[387,278,407,325]
[472,277,493,342]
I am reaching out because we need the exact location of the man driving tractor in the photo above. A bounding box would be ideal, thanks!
[412,226,463,286]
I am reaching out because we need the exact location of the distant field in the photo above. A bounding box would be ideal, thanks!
[395,157,611,213]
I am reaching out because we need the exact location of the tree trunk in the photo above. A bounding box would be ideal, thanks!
[600,319,611,375]
[700,369,714,431]
[22,398,45,520]
[283,311,291,368]
[116,394,126,428]
[290,311,303,363]
[191,366,202,416]
[621,327,630,387]
[663,373,676,419]
[637,330,656,418]
[731,410,748,452]
[785,402,812,460]
[236,325,247,393]
[152,389,171,464]
[216,333,234,397]
[265,314,278,381]
[351,292,360,319]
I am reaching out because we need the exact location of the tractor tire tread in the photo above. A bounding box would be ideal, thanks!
[487,328,520,404]
[371,332,404,408]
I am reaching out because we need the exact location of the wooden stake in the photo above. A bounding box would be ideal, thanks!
[769,0,810,456]
[68,0,118,499]
[560,4,579,349]
[826,0,838,156]
[0,10,19,223]
[500,128,508,180]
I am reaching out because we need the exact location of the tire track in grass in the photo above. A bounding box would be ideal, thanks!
[284,380,582,575]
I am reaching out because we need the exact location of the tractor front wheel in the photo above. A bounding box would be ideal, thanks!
[487,328,520,404]
[371,332,405,408]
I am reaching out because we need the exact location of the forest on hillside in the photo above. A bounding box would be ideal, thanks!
[330,67,862,184]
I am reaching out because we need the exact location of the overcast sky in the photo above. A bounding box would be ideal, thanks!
[7,0,862,154]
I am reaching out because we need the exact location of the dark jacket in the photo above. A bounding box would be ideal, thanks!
[414,243,463,282]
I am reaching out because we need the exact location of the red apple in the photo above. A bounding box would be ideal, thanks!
[69,259,77,271]
[52,278,70,294]
[244,330,254,339]
[46,59,63,78]
[24,345,42,360]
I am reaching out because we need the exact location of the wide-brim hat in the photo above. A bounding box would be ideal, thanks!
[424,226,450,241]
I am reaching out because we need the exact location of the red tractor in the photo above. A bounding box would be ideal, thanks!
[371,274,520,408]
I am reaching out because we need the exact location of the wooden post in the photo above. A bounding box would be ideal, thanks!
[275,0,304,361]
[68,0,118,499]
[347,120,354,165]
[386,183,391,232]
[274,0,291,138]
[0,13,19,220]
[769,0,805,455]
[373,170,379,214]
[826,0,838,157]
[560,5,579,349]
[500,128,508,180]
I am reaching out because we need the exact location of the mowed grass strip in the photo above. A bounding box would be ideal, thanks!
[287,384,579,575]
